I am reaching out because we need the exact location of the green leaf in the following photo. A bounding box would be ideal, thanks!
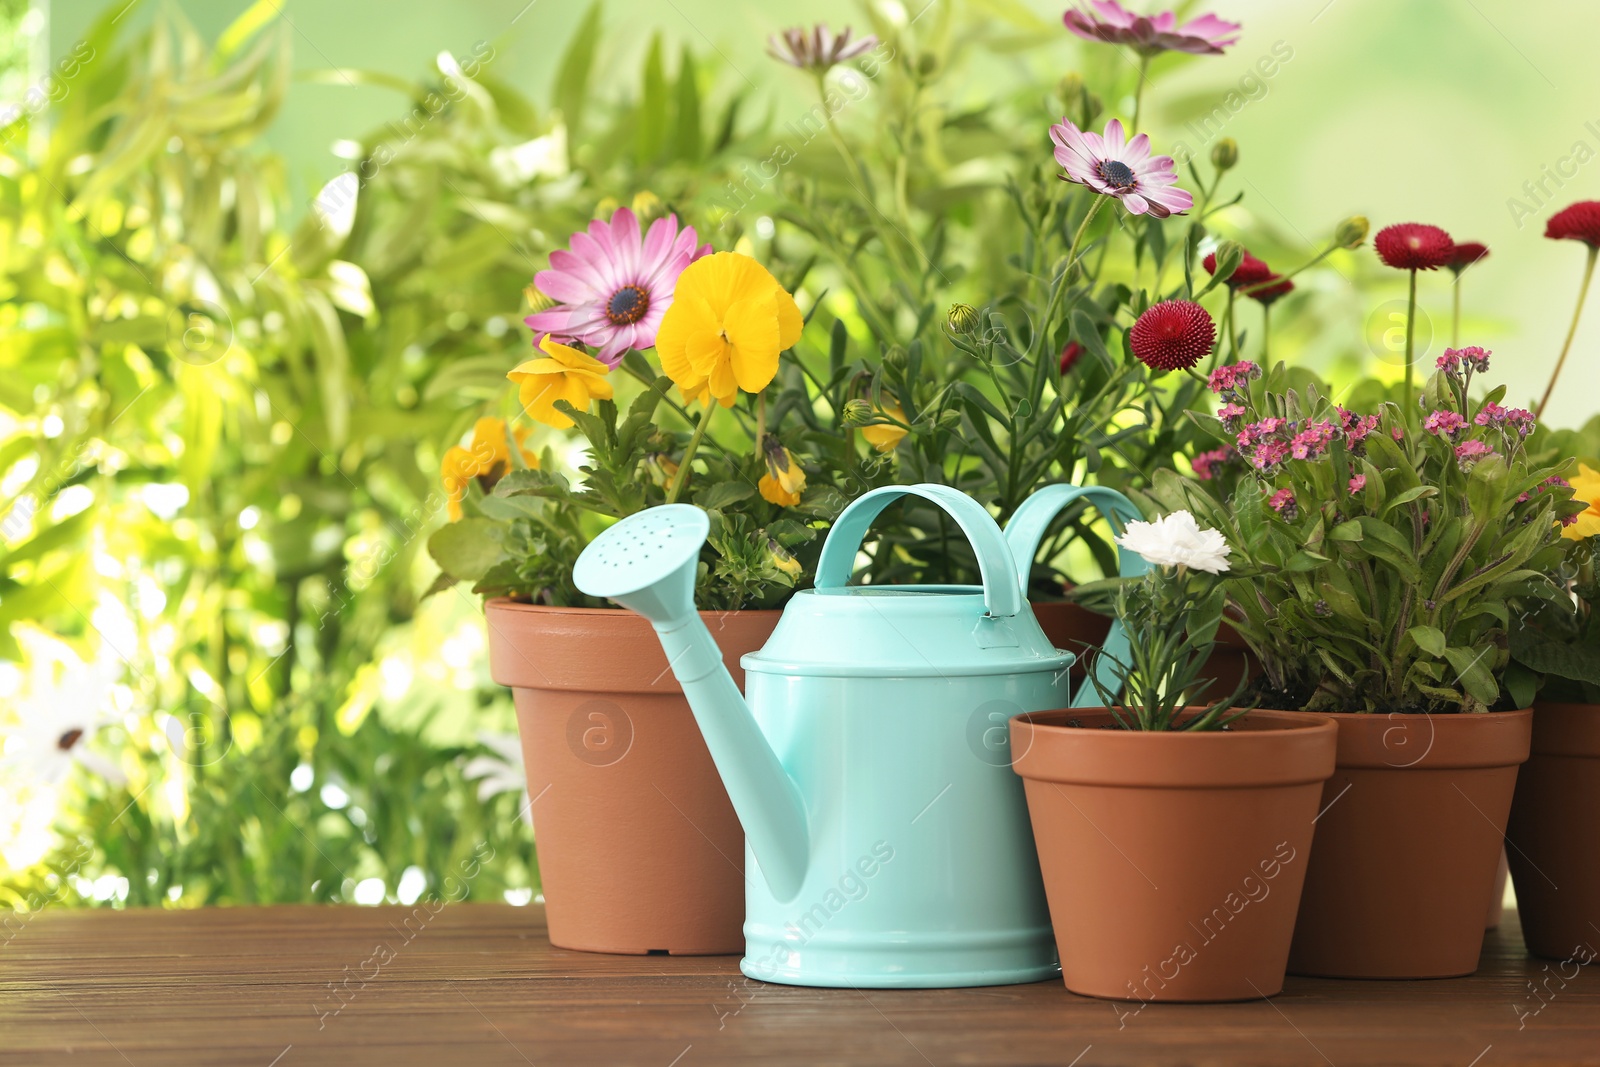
[635,34,668,163]
[1071,309,1114,371]
[670,45,702,163]
[1407,625,1446,657]
[427,519,507,581]
[1512,638,1600,686]
[554,2,604,141]
[1443,646,1499,705]
[695,481,755,510]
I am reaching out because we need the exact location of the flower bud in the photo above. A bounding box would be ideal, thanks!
[630,190,664,221]
[1058,73,1083,108]
[524,283,555,313]
[947,303,979,336]
[1335,215,1370,249]
[882,346,908,372]
[1211,240,1245,283]
[841,398,874,425]
[1210,138,1238,172]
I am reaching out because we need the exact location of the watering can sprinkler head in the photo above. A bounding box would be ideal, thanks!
[572,504,707,629]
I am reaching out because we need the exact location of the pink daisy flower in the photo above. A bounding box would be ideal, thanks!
[767,25,879,72]
[1050,118,1193,219]
[525,208,710,367]
[1063,1,1241,57]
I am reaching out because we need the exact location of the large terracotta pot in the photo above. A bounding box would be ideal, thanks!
[1031,600,1256,694]
[1288,708,1533,978]
[1505,702,1600,961]
[484,599,780,955]
[1010,709,1337,1002]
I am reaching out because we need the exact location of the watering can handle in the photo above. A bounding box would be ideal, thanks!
[1003,485,1148,707]
[814,484,1024,619]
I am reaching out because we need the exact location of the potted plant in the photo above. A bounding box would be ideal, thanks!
[1153,348,1572,977]
[1011,510,1336,1002]
[1507,458,1600,960]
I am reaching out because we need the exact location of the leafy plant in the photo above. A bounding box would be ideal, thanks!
[1153,353,1577,714]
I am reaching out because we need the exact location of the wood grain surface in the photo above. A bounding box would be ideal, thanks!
[2,903,1597,1066]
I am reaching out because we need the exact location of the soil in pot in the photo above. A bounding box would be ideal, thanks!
[1010,709,1337,1002]
[485,599,780,956]
[1288,708,1533,979]
[1505,702,1600,961]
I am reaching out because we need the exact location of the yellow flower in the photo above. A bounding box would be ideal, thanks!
[1565,463,1600,540]
[442,417,538,521]
[656,252,802,408]
[758,439,806,507]
[860,402,910,453]
[508,334,615,429]
[768,538,802,579]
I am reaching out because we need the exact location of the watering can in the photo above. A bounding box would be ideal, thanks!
[572,482,1143,987]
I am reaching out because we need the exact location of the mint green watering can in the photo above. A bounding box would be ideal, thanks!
[573,482,1142,987]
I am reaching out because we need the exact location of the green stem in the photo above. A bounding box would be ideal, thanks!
[1130,54,1150,135]
[1224,288,1238,364]
[1261,303,1272,362]
[1451,276,1461,348]
[1403,268,1418,422]
[1538,244,1599,419]
[666,401,716,504]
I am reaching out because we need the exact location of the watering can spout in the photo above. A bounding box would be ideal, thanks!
[573,505,810,902]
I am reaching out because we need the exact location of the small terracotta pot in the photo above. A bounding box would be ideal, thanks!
[1031,600,1255,693]
[1288,708,1533,978]
[484,599,780,955]
[1010,709,1337,1002]
[1505,702,1600,961]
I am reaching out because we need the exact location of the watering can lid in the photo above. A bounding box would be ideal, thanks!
[743,485,1072,678]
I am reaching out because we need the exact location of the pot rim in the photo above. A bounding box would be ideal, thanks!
[1271,706,1535,770]
[485,597,783,618]
[1009,708,1338,789]
[1528,701,1600,758]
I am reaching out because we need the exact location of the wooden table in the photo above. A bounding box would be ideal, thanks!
[2,903,1597,1066]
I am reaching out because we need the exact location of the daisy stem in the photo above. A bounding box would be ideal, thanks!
[1262,304,1272,362]
[1033,196,1106,363]
[666,402,716,505]
[1451,278,1461,348]
[1403,267,1417,420]
[1224,289,1238,365]
[1131,55,1150,135]
[1537,244,1598,419]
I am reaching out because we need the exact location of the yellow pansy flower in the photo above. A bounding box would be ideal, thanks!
[656,252,802,408]
[768,538,802,579]
[508,334,615,429]
[1565,462,1600,540]
[441,417,538,521]
[758,439,806,507]
[860,401,910,453]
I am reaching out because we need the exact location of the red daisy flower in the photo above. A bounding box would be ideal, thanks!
[1373,223,1454,271]
[1246,273,1294,307]
[1545,201,1600,247]
[1059,341,1085,374]
[1202,249,1274,289]
[1445,241,1489,274]
[1130,300,1215,372]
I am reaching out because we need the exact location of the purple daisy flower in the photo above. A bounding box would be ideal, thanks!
[767,25,878,72]
[1050,118,1193,218]
[525,208,710,367]
[1063,1,1242,57]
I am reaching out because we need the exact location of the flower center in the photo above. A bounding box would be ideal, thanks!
[1096,159,1137,190]
[57,728,83,751]
[604,285,650,326]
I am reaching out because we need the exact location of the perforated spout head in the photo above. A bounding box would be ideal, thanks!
[572,504,709,625]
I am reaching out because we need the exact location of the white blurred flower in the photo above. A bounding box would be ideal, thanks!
[463,732,530,826]
[3,649,127,787]
[1115,510,1232,574]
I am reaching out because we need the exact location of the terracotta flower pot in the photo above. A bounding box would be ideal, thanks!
[1031,600,1255,693]
[1010,709,1337,1002]
[1288,708,1533,978]
[484,599,780,955]
[1505,702,1600,961]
